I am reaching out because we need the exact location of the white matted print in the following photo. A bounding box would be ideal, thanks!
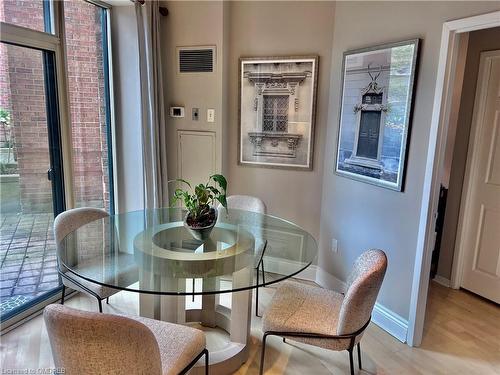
[239,56,318,170]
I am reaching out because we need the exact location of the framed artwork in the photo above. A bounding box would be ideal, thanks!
[335,39,420,191]
[238,56,319,170]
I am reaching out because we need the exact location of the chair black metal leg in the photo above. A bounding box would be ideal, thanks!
[106,297,109,304]
[204,348,209,375]
[259,333,268,375]
[348,349,354,375]
[357,342,362,369]
[97,298,103,313]
[192,278,196,302]
[259,322,370,375]
[179,348,208,375]
[255,267,260,317]
[60,285,66,305]
[261,260,266,284]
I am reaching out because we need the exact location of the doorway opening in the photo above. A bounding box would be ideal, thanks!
[431,28,500,300]
[409,12,500,347]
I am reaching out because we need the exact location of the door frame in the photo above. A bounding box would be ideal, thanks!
[451,50,500,290]
[407,11,500,346]
[0,4,71,331]
[0,2,74,210]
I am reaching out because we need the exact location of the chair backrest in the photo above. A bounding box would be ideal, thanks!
[54,207,109,271]
[336,249,387,335]
[225,195,266,214]
[44,304,162,375]
[54,207,109,244]
[220,195,267,258]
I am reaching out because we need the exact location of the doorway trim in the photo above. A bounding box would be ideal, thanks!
[407,10,500,347]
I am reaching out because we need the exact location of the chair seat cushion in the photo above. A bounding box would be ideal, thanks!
[132,316,206,375]
[262,281,359,351]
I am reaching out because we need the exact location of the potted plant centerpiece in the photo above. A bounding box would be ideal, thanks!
[171,174,228,241]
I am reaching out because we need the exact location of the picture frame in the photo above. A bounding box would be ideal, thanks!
[335,39,420,191]
[238,56,319,170]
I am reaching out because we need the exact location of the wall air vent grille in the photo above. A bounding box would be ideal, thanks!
[178,47,214,73]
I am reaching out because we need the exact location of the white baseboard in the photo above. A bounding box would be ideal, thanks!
[264,256,317,282]
[433,275,451,287]
[314,267,408,343]
[372,303,408,343]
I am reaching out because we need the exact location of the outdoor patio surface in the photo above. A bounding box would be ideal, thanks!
[0,213,59,316]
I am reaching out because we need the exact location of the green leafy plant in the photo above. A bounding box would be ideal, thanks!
[0,108,15,163]
[171,174,228,228]
[0,108,11,126]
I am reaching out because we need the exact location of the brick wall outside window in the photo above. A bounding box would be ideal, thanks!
[64,0,110,211]
[0,0,110,213]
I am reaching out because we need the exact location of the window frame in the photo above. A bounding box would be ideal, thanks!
[100,2,116,215]
[0,41,66,325]
[62,0,116,214]
[0,20,68,329]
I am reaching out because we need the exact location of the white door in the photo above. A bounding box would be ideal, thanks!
[460,50,500,303]
[177,130,216,187]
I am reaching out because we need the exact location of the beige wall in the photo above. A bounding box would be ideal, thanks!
[319,2,500,320]
[226,1,335,239]
[150,1,500,322]
[437,27,500,280]
[161,1,226,182]
[158,0,335,241]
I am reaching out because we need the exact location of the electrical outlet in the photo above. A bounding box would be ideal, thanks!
[331,238,338,253]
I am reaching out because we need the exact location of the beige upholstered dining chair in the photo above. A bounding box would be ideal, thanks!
[219,195,268,316]
[44,304,208,375]
[260,249,387,375]
[54,207,137,312]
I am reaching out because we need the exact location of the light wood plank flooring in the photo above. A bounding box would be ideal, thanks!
[1,280,499,374]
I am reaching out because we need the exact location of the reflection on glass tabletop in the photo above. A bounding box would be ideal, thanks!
[58,208,317,295]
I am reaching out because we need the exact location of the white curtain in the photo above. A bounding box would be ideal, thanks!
[136,1,168,210]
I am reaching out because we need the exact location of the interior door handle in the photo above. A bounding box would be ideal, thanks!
[47,168,54,181]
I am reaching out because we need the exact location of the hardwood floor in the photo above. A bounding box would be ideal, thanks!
[1,280,499,374]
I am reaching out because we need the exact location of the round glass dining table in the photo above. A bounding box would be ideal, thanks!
[58,207,317,374]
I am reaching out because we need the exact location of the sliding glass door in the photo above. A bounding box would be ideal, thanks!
[0,0,115,326]
[0,42,65,321]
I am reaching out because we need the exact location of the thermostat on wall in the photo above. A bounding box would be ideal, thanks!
[170,106,185,118]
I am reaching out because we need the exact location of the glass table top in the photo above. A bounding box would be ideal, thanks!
[58,208,317,295]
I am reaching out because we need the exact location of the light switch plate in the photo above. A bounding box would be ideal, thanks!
[331,238,338,253]
[207,109,215,123]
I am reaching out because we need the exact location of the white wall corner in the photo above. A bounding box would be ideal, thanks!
[297,264,319,282]
[315,265,347,293]
[315,267,408,343]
